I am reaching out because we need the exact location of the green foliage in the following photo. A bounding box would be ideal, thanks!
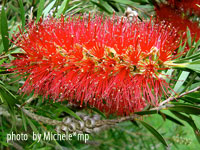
[139,120,168,147]
[36,0,45,22]
[18,0,25,29]
[1,6,9,52]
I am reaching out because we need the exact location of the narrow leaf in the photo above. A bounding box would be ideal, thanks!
[181,97,200,104]
[88,105,106,118]
[43,0,56,17]
[186,27,192,48]
[174,51,200,62]
[173,71,190,93]
[65,2,83,14]
[139,120,168,147]
[135,110,158,115]
[187,39,200,57]
[54,103,82,120]
[56,0,69,18]
[36,0,45,22]
[158,112,184,126]
[168,105,200,115]
[21,110,27,131]
[18,0,25,29]
[0,84,17,113]
[171,111,200,143]
[1,6,9,52]
[165,69,174,83]
[62,107,82,121]
[26,117,39,134]
[131,119,139,127]
[113,0,134,5]
[185,60,200,73]
[91,1,112,14]
[182,73,197,92]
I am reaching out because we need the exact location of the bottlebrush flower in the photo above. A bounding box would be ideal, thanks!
[10,15,181,115]
[166,0,200,16]
[155,4,200,40]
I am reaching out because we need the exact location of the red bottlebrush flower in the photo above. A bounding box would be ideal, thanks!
[155,4,200,40]
[166,0,200,16]
[10,15,181,115]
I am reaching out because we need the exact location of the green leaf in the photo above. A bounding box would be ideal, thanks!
[186,39,200,57]
[0,83,16,99]
[0,141,10,147]
[54,103,82,120]
[171,60,200,73]
[181,96,200,104]
[64,2,83,14]
[21,110,27,131]
[135,110,158,115]
[91,0,112,14]
[184,90,200,98]
[56,0,69,18]
[1,6,9,52]
[26,117,39,134]
[18,0,25,29]
[113,0,134,5]
[0,84,17,113]
[164,69,174,83]
[186,27,192,48]
[88,106,106,118]
[171,111,200,143]
[158,112,184,126]
[185,60,200,73]
[131,119,139,127]
[174,51,200,62]
[43,0,56,17]
[69,5,90,15]
[173,71,190,93]
[62,107,82,120]
[168,105,200,115]
[36,0,45,22]
[182,73,197,92]
[139,120,168,147]
[189,82,200,90]
[100,0,114,13]
[0,84,18,128]
[177,40,186,54]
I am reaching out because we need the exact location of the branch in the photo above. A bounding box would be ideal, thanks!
[16,104,62,126]
[159,86,200,106]
[15,86,200,134]
[17,104,138,133]
[21,94,38,107]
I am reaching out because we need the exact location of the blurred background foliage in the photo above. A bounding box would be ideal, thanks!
[0,0,200,150]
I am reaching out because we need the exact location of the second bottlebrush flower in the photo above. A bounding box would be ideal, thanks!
[11,15,182,115]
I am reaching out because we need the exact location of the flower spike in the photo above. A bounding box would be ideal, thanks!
[11,15,182,115]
